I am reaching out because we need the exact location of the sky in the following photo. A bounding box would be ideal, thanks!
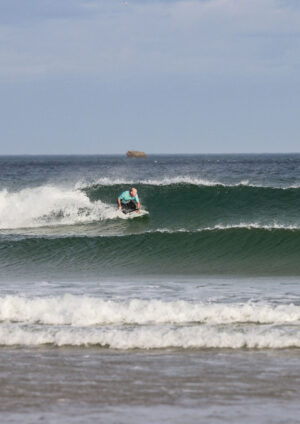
[0,0,299,154]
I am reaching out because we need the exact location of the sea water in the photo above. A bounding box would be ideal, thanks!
[0,154,300,423]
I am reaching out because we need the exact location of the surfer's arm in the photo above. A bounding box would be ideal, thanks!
[117,197,122,209]
[135,194,140,211]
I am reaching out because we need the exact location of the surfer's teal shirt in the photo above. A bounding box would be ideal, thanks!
[118,190,140,205]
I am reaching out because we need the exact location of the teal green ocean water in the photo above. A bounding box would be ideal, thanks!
[0,154,300,279]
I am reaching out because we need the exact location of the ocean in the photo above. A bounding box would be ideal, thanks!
[1,154,300,423]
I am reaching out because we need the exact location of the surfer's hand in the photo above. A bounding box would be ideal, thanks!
[118,206,121,210]
[136,209,140,213]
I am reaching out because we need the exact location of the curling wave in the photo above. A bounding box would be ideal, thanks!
[1,181,299,231]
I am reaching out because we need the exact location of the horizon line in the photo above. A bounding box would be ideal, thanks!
[0,152,300,156]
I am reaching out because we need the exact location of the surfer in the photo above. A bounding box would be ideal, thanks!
[117,187,141,213]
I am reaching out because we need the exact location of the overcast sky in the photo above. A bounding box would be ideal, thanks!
[0,0,299,154]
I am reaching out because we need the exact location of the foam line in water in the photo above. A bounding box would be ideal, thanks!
[1,295,300,326]
[152,223,300,233]
[1,323,300,349]
[204,223,300,230]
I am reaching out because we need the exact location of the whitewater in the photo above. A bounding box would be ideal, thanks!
[2,295,300,326]
[1,294,300,349]
[0,185,143,229]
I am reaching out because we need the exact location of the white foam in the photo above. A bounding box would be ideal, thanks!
[1,295,300,326]
[202,223,300,231]
[151,223,300,234]
[1,296,300,349]
[0,186,145,229]
[141,176,223,186]
[1,323,300,349]
[89,176,227,187]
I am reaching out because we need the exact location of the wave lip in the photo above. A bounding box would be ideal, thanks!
[79,176,224,187]
[83,176,300,189]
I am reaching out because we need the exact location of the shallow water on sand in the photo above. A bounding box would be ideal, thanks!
[1,348,300,424]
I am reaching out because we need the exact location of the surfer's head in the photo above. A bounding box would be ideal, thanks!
[130,187,137,197]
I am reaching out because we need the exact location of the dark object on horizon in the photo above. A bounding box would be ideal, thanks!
[126,150,147,158]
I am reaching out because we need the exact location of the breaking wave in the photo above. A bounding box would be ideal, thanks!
[1,295,300,325]
[1,180,299,231]
[0,186,147,229]
[1,295,300,349]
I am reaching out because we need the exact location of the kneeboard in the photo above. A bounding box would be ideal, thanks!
[120,208,149,218]
[122,208,137,215]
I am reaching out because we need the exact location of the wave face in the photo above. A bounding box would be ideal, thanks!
[85,182,300,230]
[0,155,299,278]
[1,182,300,231]
[1,228,300,277]
[1,295,300,349]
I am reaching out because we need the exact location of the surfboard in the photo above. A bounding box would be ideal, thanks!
[121,209,149,218]
[122,209,136,215]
